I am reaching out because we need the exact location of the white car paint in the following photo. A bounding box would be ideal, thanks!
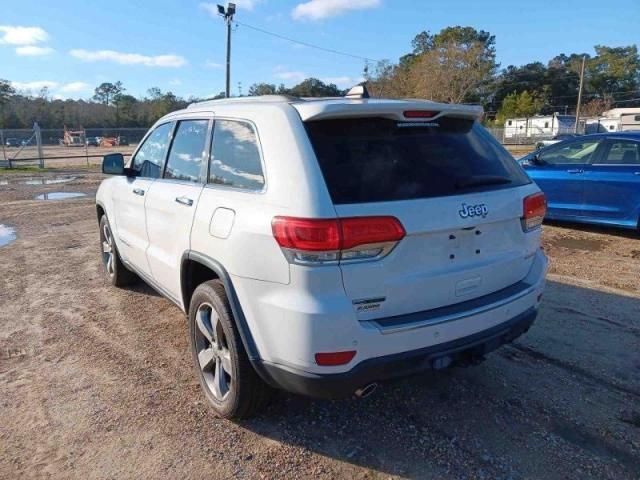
[96,95,547,384]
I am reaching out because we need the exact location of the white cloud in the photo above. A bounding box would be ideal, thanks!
[15,45,54,56]
[322,76,359,88]
[0,25,49,45]
[234,0,263,10]
[11,80,59,91]
[199,3,220,16]
[69,49,187,67]
[274,70,307,82]
[292,0,381,20]
[204,60,223,69]
[11,80,93,98]
[169,79,182,86]
[200,0,262,15]
[58,82,91,93]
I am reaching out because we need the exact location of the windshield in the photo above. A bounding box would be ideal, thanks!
[305,116,530,204]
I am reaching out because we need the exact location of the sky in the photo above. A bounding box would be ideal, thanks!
[0,0,638,100]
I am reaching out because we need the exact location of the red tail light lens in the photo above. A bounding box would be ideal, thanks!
[403,110,439,118]
[315,350,356,366]
[340,216,406,249]
[271,216,405,264]
[271,217,340,251]
[522,192,546,231]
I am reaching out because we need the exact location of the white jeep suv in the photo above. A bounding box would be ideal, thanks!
[96,91,548,418]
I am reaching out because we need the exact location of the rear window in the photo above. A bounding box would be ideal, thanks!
[305,117,530,204]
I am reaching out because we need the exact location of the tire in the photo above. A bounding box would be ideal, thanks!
[189,280,271,419]
[99,215,137,287]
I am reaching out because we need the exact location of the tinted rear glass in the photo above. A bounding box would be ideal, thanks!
[305,117,530,204]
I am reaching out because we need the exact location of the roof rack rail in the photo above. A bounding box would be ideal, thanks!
[187,94,302,109]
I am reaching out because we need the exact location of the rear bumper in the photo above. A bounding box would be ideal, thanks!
[256,307,537,398]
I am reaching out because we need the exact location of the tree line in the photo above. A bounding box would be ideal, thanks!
[0,25,638,129]
[364,27,639,124]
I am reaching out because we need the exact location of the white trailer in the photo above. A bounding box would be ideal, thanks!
[503,113,575,142]
[585,108,640,133]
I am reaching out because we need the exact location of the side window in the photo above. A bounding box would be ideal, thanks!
[164,120,209,182]
[209,120,265,190]
[539,139,601,165]
[131,123,173,178]
[598,141,640,165]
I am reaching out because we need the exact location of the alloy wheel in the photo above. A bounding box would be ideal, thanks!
[102,223,114,276]
[194,302,233,401]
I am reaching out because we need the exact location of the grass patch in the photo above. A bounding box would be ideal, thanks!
[0,164,100,175]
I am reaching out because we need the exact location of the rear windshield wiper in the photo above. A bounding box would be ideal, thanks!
[455,175,512,189]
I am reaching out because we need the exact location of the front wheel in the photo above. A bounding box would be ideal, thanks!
[189,280,271,418]
[99,215,137,287]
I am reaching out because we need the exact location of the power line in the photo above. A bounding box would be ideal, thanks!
[542,89,640,100]
[612,97,640,104]
[235,21,381,64]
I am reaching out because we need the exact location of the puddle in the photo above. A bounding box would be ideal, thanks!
[548,236,606,252]
[23,176,77,185]
[35,192,87,200]
[0,176,78,186]
[0,224,17,247]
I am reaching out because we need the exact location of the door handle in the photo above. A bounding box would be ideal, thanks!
[567,169,584,174]
[175,196,194,207]
[133,188,145,196]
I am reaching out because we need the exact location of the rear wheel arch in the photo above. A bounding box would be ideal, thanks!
[180,251,262,363]
[181,255,220,312]
[96,202,106,223]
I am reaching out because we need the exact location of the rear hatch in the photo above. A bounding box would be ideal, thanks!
[299,103,537,320]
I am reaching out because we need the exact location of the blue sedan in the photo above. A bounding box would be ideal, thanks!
[519,132,640,231]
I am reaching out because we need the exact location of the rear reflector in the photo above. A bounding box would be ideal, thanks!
[315,350,356,366]
[403,110,439,118]
[522,192,546,231]
[272,216,405,264]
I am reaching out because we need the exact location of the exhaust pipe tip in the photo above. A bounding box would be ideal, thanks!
[354,383,378,399]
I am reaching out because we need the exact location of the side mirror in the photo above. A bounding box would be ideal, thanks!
[102,153,125,175]
[531,153,545,165]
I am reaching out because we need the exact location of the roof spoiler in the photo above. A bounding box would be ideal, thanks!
[345,84,370,99]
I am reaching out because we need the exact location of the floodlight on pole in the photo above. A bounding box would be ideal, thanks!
[217,3,236,98]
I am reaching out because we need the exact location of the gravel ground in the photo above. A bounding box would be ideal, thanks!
[1,169,638,480]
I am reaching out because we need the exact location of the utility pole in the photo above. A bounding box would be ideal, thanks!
[574,55,586,134]
[217,3,236,98]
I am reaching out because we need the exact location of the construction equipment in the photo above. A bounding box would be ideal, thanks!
[99,136,119,147]
[60,127,85,147]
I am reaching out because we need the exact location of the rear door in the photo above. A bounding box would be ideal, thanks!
[305,116,538,320]
[145,119,210,302]
[582,138,640,224]
[525,137,604,219]
[112,122,173,276]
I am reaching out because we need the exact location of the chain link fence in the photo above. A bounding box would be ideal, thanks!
[0,126,147,168]
[487,120,587,146]
[0,123,547,169]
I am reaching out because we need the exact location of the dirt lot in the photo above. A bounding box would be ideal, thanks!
[1,169,638,479]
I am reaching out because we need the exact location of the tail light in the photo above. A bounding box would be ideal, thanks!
[403,110,439,118]
[272,216,405,265]
[522,192,546,232]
